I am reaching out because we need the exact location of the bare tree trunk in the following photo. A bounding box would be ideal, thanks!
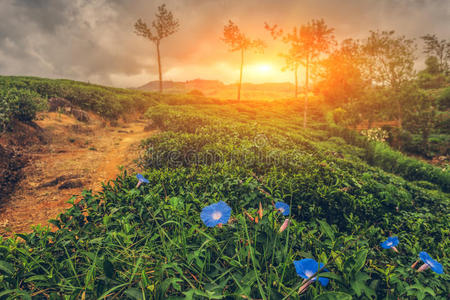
[303,56,309,128]
[156,40,163,93]
[238,48,244,101]
[294,62,298,99]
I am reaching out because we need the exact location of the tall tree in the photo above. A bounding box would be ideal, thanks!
[222,20,265,101]
[362,30,416,127]
[295,19,335,128]
[421,34,450,74]
[266,19,334,128]
[134,4,179,93]
[402,84,436,153]
[362,31,416,90]
[265,23,301,99]
[316,38,366,107]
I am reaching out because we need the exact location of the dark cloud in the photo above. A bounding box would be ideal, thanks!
[0,0,449,87]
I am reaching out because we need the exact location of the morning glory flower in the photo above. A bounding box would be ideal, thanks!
[200,201,231,227]
[413,252,444,274]
[136,173,149,188]
[275,202,290,216]
[294,258,329,293]
[380,236,399,252]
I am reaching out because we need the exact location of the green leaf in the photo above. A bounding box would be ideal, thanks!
[124,288,143,300]
[15,233,29,242]
[423,287,436,297]
[24,275,48,282]
[352,249,369,273]
[0,260,14,275]
[0,289,31,300]
[318,219,335,240]
[103,259,115,279]
[317,272,344,283]
[351,279,365,297]
[314,291,352,300]
[161,278,183,294]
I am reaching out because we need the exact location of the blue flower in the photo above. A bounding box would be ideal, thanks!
[419,252,444,274]
[275,202,290,216]
[136,174,149,188]
[380,236,399,249]
[293,258,329,287]
[136,174,149,183]
[200,201,231,227]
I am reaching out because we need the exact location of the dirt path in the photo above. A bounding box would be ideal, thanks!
[0,113,155,237]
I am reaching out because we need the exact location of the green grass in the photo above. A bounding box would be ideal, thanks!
[0,82,448,299]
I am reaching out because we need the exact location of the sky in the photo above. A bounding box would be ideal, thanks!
[0,0,449,88]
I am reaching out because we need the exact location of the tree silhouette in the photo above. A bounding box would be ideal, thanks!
[362,30,416,127]
[266,20,335,128]
[222,20,265,101]
[265,23,301,98]
[134,4,179,93]
[421,34,450,75]
[316,38,366,107]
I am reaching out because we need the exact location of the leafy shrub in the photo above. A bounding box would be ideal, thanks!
[417,72,447,89]
[437,87,450,110]
[0,87,46,131]
[0,164,448,298]
[0,76,159,119]
[327,115,449,192]
[0,145,27,204]
[0,89,448,299]
[332,107,348,126]
[435,111,450,134]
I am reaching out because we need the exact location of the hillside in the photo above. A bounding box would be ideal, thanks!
[137,79,297,100]
[0,77,448,299]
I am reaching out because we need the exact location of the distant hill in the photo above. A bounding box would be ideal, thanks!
[136,79,297,100]
[138,79,224,92]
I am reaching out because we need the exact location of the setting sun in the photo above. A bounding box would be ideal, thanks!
[244,63,288,84]
[257,64,272,72]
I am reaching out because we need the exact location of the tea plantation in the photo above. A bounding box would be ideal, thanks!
[0,81,448,299]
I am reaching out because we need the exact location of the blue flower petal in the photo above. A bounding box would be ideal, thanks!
[294,259,330,285]
[200,201,231,227]
[419,251,434,266]
[136,174,149,183]
[419,252,444,274]
[317,263,330,286]
[275,202,290,216]
[318,276,329,287]
[294,258,321,280]
[428,259,444,274]
[381,236,399,249]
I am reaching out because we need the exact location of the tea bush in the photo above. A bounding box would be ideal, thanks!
[0,93,448,299]
[326,113,450,192]
[437,86,450,110]
[0,76,228,120]
[0,87,46,132]
[0,76,160,119]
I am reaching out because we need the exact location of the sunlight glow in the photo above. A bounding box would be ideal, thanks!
[244,63,289,84]
[257,64,272,72]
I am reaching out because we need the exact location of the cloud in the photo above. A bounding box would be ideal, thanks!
[0,0,449,87]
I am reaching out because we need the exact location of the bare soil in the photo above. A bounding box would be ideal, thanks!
[0,112,155,237]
